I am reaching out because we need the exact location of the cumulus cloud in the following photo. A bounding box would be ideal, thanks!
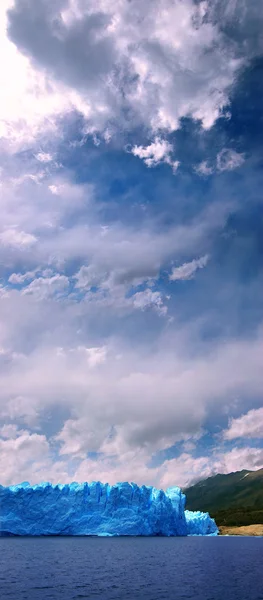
[0,297,262,469]
[8,270,38,284]
[74,265,105,290]
[3,0,259,148]
[1,428,262,488]
[1,394,263,487]
[162,446,263,487]
[70,444,263,489]
[0,153,261,486]
[22,274,69,300]
[132,288,168,316]
[0,285,262,487]
[170,255,209,281]
[0,426,72,486]
[56,417,110,458]
[215,447,263,475]
[0,0,262,490]
[224,407,263,441]
[0,160,229,321]
[0,0,73,149]
[131,138,179,172]
[0,429,49,485]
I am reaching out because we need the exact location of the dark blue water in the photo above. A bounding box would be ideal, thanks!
[0,537,262,600]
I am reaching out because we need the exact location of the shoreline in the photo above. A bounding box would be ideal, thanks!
[219,524,263,536]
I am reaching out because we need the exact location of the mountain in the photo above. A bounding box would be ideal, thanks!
[184,468,263,526]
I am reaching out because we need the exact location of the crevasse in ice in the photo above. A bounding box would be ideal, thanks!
[0,481,218,536]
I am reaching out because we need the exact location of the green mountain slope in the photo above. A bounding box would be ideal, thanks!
[184,468,263,526]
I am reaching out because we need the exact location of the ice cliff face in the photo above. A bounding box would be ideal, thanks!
[185,510,218,535]
[0,481,218,536]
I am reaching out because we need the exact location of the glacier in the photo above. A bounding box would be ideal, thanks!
[0,481,218,536]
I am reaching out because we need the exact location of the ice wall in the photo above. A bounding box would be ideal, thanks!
[0,481,218,536]
[185,510,218,536]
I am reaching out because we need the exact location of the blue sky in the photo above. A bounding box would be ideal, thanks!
[0,0,262,488]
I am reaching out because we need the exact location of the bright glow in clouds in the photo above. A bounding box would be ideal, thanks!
[0,0,262,488]
[0,1,64,147]
[0,0,254,146]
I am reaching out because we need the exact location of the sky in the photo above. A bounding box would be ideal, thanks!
[0,0,263,489]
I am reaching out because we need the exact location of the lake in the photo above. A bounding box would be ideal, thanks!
[0,536,262,600]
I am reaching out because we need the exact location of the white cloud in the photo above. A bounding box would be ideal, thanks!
[47,181,87,201]
[0,423,21,439]
[35,152,53,163]
[0,162,229,322]
[0,304,262,488]
[160,446,263,488]
[170,255,209,281]
[0,427,71,486]
[217,148,245,172]
[8,269,38,284]
[195,161,214,176]
[0,0,262,490]
[1,422,262,487]
[195,149,245,177]
[56,417,110,457]
[160,454,214,489]
[131,138,179,172]
[0,228,37,248]
[0,154,260,489]
[216,446,263,475]
[1,395,40,428]
[0,1,72,150]
[83,346,108,368]
[0,384,262,488]
[1,0,253,149]
[0,304,261,471]
[72,444,263,489]
[132,288,168,316]
[52,201,221,303]
[22,274,69,300]
[48,185,62,195]
[224,407,263,441]
[0,430,49,485]
[74,265,105,290]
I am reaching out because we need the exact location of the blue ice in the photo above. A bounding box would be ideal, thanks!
[0,481,218,536]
